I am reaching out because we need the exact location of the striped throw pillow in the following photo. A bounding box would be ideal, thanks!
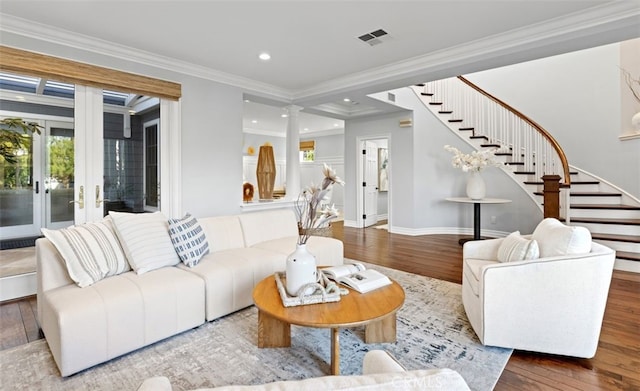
[168,214,210,267]
[41,218,130,288]
[109,211,180,274]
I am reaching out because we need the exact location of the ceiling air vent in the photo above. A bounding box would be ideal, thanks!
[358,29,389,46]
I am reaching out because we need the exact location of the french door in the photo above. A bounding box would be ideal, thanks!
[0,117,74,239]
[0,86,180,238]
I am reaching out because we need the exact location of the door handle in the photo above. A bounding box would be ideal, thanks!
[35,181,39,194]
[69,185,84,209]
[95,185,110,207]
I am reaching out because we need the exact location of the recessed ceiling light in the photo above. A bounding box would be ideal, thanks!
[281,114,288,118]
[259,52,271,61]
[303,128,309,131]
[333,123,339,127]
[244,99,250,103]
[252,120,258,124]
[343,98,351,102]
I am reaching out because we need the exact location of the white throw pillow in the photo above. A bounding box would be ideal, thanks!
[41,218,130,288]
[168,213,210,267]
[109,211,180,274]
[497,231,540,262]
[532,218,592,257]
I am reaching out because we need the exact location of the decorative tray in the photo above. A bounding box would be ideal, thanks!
[274,271,348,307]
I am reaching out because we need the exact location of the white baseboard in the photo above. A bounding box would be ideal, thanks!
[0,272,36,302]
[614,259,640,273]
[389,226,509,237]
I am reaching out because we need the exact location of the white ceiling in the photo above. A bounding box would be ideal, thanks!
[1,1,639,134]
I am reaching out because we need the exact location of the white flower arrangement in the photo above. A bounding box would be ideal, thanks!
[294,164,344,245]
[444,145,503,172]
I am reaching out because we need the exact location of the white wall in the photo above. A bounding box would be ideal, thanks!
[466,40,640,199]
[180,78,245,217]
[345,112,412,227]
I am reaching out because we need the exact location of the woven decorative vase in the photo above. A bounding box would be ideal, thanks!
[256,145,276,199]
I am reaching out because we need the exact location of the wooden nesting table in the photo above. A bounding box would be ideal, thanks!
[252,274,405,375]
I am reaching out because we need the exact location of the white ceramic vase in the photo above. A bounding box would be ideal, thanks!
[466,171,486,200]
[285,244,317,296]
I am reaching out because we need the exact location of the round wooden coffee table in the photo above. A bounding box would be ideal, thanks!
[252,274,405,375]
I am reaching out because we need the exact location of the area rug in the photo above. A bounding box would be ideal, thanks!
[0,263,511,391]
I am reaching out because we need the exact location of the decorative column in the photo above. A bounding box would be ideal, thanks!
[285,105,303,200]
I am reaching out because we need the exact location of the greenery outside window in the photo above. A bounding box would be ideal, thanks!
[300,140,315,162]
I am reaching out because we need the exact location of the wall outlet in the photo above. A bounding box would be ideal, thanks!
[490,216,497,224]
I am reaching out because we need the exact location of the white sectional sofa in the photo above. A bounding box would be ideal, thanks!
[36,209,344,377]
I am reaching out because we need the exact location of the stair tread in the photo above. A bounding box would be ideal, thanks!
[615,251,640,262]
[570,192,622,197]
[568,181,600,185]
[439,111,453,114]
[592,233,640,243]
[459,127,474,131]
[571,204,640,210]
[571,217,640,225]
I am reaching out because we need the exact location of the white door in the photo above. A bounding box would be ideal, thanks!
[0,117,43,239]
[363,141,378,227]
[44,121,75,230]
[0,117,76,238]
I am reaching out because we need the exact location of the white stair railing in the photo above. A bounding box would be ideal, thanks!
[418,76,572,219]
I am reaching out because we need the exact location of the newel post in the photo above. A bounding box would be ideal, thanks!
[542,175,561,219]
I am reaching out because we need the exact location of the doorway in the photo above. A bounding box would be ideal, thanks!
[357,137,390,229]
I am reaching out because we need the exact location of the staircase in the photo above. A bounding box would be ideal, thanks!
[561,169,640,265]
[410,79,640,270]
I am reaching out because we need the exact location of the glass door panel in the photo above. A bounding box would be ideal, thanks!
[144,120,159,211]
[103,96,160,216]
[0,129,39,237]
[46,123,74,229]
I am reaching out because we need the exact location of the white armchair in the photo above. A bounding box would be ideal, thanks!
[462,218,616,358]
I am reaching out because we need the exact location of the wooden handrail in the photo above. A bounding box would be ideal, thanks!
[457,76,571,185]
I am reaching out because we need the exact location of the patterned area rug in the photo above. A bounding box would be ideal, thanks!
[0,263,511,391]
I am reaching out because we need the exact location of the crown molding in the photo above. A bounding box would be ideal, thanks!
[291,1,640,102]
[0,13,293,101]
[2,1,637,106]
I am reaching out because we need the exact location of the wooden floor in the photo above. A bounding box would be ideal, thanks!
[1,221,638,390]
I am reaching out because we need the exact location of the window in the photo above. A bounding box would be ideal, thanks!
[300,140,315,162]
